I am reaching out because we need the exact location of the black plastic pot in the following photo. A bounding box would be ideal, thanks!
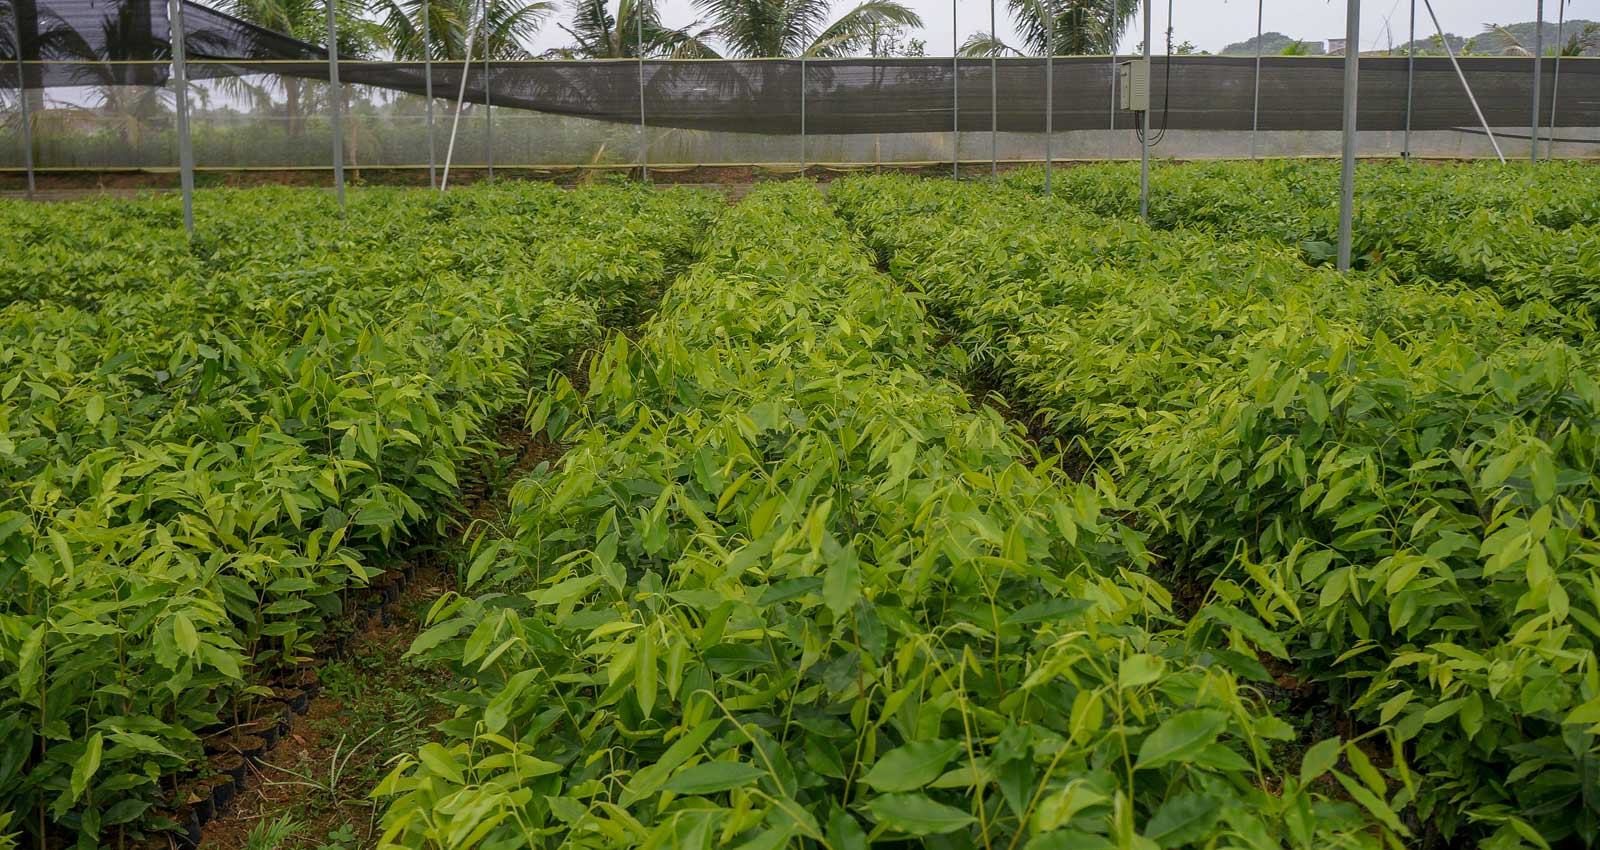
[212,752,248,786]
[278,686,309,714]
[174,808,203,850]
[204,773,235,815]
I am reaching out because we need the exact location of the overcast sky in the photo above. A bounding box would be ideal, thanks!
[523,0,1585,56]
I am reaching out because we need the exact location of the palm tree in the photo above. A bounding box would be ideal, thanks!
[692,0,923,58]
[545,0,715,58]
[377,0,554,60]
[961,0,1135,57]
[213,0,382,138]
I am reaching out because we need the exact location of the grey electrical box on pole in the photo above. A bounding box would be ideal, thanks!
[1119,59,1150,113]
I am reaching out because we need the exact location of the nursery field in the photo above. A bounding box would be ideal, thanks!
[2,162,1598,850]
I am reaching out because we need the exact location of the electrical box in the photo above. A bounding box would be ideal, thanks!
[1119,59,1150,112]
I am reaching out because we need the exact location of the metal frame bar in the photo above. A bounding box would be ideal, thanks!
[1403,0,1414,160]
[1337,0,1358,272]
[440,4,481,190]
[169,0,194,232]
[325,0,345,207]
[1044,0,1052,194]
[9,0,35,197]
[1548,0,1565,158]
[989,0,997,181]
[483,0,493,178]
[1530,0,1542,163]
[638,4,647,180]
[1138,0,1150,218]
[1250,0,1262,159]
[951,0,958,179]
[1422,0,1504,163]
[799,55,806,172]
[423,0,435,187]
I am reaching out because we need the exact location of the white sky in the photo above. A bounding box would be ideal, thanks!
[524,0,1592,56]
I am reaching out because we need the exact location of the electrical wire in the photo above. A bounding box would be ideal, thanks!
[1135,0,1174,147]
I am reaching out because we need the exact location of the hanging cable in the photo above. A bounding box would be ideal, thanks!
[1135,0,1173,147]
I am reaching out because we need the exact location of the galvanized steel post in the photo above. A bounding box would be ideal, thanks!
[482,0,493,178]
[1138,0,1150,219]
[1044,0,1052,194]
[1337,0,1358,272]
[1422,0,1504,163]
[637,2,647,180]
[169,0,194,232]
[1530,0,1542,163]
[989,0,997,180]
[9,0,35,197]
[325,0,345,208]
[952,0,958,178]
[799,55,806,173]
[423,0,436,187]
[1404,0,1414,160]
[1250,0,1262,159]
[1548,0,1565,158]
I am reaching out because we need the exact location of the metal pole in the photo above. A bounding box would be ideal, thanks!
[1250,0,1262,159]
[637,3,647,181]
[169,0,194,233]
[1044,0,1052,194]
[799,55,806,173]
[1337,0,1358,272]
[1403,0,1414,160]
[989,0,997,180]
[1107,6,1115,160]
[325,0,345,208]
[1530,0,1542,163]
[1138,0,1150,218]
[422,0,436,187]
[1548,0,1564,159]
[952,0,958,178]
[440,4,481,190]
[482,0,492,178]
[1422,0,1504,163]
[9,0,35,198]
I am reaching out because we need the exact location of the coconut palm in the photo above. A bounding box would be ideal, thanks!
[213,0,383,138]
[377,0,555,60]
[692,0,923,58]
[961,0,1135,57]
[545,0,716,58]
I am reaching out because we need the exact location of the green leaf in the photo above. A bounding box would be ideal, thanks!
[662,762,766,795]
[866,793,976,835]
[172,613,199,657]
[1299,738,1343,785]
[70,732,104,804]
[1134,710,1228,771]
[417,743,465,786]
[860,740,963,793]
[1143,792,1221,847]
[822,542,861,618]
[1118,653,1165,689]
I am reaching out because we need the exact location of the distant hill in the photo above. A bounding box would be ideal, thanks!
[1219,32,1325,56]
[1220,19,1598,58]
[1426,19,1597,56]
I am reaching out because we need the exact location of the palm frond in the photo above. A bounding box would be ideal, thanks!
[806,0,920,56]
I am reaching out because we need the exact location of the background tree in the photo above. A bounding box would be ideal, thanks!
[544,0,715,58]
[692,0,922,58]
[961,0,1135,57]
[377,0,554,60]
[216,0,381,137]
